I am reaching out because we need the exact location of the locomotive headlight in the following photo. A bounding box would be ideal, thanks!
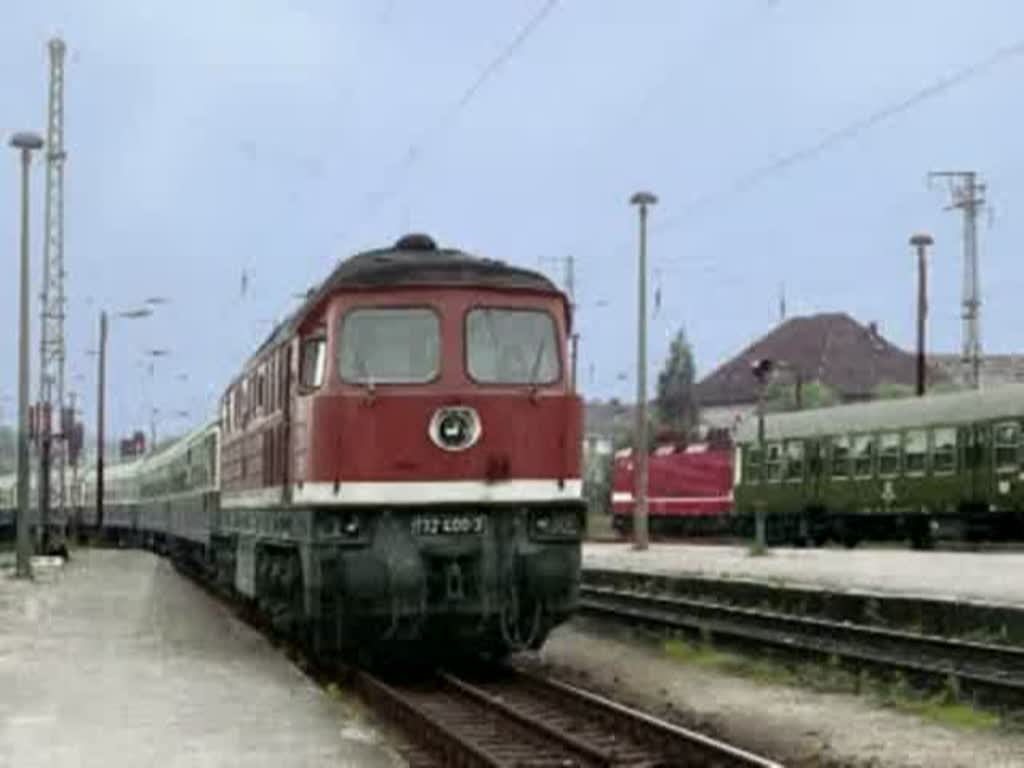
[342,514,360,536]
[317,511,363,539]
[531,509,582,539]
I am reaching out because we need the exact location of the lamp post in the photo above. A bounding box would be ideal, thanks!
[93,307,154,533]
[10,131,44,578]
[909,233,933,397]
[142,348,171,450]
[629,191,657,551]
[751,358,774,550]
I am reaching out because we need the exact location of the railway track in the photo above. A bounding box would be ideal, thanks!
[355,664,783,767]
[579,584,1024,712]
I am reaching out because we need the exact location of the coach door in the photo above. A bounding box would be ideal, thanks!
[960,424,990,505]
[806,439,824,505]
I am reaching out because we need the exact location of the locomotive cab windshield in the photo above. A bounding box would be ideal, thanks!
[338,307,440,384]
[466,307,560,386]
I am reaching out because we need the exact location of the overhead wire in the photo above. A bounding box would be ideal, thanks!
[583,0,782,160]
[344,0,561,247]
[652,36,1024,242]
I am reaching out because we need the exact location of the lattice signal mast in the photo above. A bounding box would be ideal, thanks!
[37,37,68,549]
[929,170,985,389]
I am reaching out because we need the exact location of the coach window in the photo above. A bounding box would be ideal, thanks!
[300,333,327,389]
[784,440,804,481]
[905,429,927,475]
[745,445,762,484]
[339,308,439,383]
[879,432,901,477]
[765,442,783,482]
[466,308,559,384]
[932,427,956,474]
[852,435,875,478]
[995,422,1020,470]
[831,435,850,478]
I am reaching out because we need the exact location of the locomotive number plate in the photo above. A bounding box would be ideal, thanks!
[411,514,486,536]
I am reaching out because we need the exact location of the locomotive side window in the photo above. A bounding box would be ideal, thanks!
[466,308,559,384]
[278,347,289,408]
[339,308,439,383]
[300,335,327,389]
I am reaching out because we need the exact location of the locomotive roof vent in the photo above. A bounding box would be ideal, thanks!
[394,233,437,251]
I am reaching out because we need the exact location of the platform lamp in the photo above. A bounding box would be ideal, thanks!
[92,306,155,534]
[909,233,933,397]
[10,130,44,578]
[629,190,657,551]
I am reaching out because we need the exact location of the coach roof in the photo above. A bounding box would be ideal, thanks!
[735,383,1024,443]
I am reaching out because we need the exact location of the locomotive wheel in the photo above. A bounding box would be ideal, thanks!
[835,516,861,549]
[907,517,934,550]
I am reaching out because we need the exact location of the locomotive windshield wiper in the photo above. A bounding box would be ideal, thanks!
[528,337,547,388]
[353,350,376,394]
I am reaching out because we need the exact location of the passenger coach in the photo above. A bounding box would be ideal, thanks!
[734,384,1024,547]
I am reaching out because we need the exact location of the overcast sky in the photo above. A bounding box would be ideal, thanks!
[2,1,1023,435]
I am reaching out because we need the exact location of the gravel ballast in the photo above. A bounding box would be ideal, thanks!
[534,622,1024,767]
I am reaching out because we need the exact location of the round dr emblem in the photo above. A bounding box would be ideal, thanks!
[429,407,481,451]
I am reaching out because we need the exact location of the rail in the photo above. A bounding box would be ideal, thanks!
[354,665,784,767]
[579,584,1024,711]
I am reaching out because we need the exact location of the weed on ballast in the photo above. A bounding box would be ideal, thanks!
[660,636,1006,733]
[746,542,769,558]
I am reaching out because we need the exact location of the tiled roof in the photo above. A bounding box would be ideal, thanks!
[695,313,944,407]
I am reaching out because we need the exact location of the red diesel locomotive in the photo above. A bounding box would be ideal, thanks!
[611,443,734,537]
[215,233,584,659]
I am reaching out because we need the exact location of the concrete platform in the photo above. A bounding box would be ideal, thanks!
[584,542,1024,607]
[0,549,403,767]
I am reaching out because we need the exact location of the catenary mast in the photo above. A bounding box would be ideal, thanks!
[37,37,68,551]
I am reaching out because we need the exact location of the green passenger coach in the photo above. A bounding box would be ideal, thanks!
[733,384,1024,547]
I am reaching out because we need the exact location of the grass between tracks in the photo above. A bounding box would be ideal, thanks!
[661,636,1002,733]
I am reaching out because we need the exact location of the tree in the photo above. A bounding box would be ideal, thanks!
[875,380,962,400]
[656,328,699,438]
[763,378,838,412]
[0,426,14,474]
[874,382,915,400]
